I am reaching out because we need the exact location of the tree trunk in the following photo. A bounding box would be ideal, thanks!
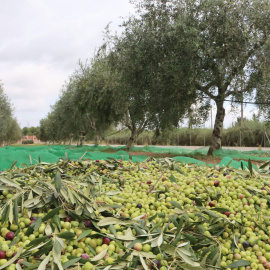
[94,136,99,145]
[79,137,84,146]
[79,132,86,146]
[126,127,138,150]
[207,101,225,155]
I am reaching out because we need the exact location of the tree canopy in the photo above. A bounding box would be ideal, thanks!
[40,0,270,153]
[0,83,21,145]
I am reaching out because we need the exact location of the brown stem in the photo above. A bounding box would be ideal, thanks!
[147,171,166,194]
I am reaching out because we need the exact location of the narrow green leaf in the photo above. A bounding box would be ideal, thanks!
[169,201,183,210]
[148,213,157,222]
[0,247,22,269]
[62,257,81,269]
[28,240,52,252]
[37,253,51,270]
[260,161,270,169]
[210,208,230,213]
[248,159,253,176]
[20,261,40,269]
[169,174,176,183]
[8,160,18,170]
[139,255,148,270]
[77,229,92,241]
[183,233,197,244]
[0,176,21,189]
[9,200,13,224]
[175,166,186,175]
[90,187,96,200]
[109,224,117,238]
[8,233,20,248]
[226,260,250,268]
[67,189,76,205]
[169,215,178,227]
[26,236,49,248]
[2,204,9,223]
[193,198,203,206]
[54,238,63,254]
[87,244,96,256]
[42,207,61,222]
[97,217,134,227]
[58,231,76,240]
[91,248,108,261]
[32,242,53,257]
[13,198,19,225]
[52,215,61,231]
[54,171,62,193]
[177,249,200,267]
[203,210,220,218]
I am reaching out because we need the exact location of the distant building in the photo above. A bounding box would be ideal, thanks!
[17,135,40,144]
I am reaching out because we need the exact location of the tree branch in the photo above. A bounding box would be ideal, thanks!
[138,120,148,135]
[195,82,217,100]
[224,42,263,93]
[125,110,132,130]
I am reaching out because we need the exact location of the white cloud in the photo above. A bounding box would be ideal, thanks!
[0,0,135,127]
[0,1,259,130]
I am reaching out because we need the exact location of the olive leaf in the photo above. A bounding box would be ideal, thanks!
[0,247,22,269]
[91,248,108,261]
[77,229,93,241]
[62,257,81,269]
[226,260,250,268]
[37,252,51,270]
[54,171,62,192]
[58,231,76,240]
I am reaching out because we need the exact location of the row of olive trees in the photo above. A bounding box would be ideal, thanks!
[0,83,21,145]
[39,29,197,147]
[105,118,270,147]
[39,58,120,145]
[40,0,270,154]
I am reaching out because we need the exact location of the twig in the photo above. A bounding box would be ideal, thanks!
[147,171,166,194]
[78,151,87,161]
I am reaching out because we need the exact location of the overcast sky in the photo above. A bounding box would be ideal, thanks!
[0,0,136,127]
[0,0,255,129]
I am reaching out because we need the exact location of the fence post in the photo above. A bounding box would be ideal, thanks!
[204,134,205,147]
[190,134,191,146]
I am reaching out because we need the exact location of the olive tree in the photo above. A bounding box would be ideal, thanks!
[0,83,21,145]
[129,0,270,154]
[99,3,200,149]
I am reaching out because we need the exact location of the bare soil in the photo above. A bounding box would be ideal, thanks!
[100,147,265,166]
[125,151,265,167]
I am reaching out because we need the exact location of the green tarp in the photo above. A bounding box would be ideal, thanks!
[0,145,268,171]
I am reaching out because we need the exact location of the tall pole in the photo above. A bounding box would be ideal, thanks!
[240,131,241,147]
[241,94,244,127]
[211,106,213,129]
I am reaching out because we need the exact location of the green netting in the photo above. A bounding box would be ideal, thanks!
[172,156,258,170]
[0,145,269,171]
[131,145,270,160]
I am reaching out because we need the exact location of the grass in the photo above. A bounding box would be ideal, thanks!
[10,143,46,147]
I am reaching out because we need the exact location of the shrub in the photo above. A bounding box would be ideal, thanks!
[22,139,34,144]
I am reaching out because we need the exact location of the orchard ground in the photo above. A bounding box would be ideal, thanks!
[96,145,270,166]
